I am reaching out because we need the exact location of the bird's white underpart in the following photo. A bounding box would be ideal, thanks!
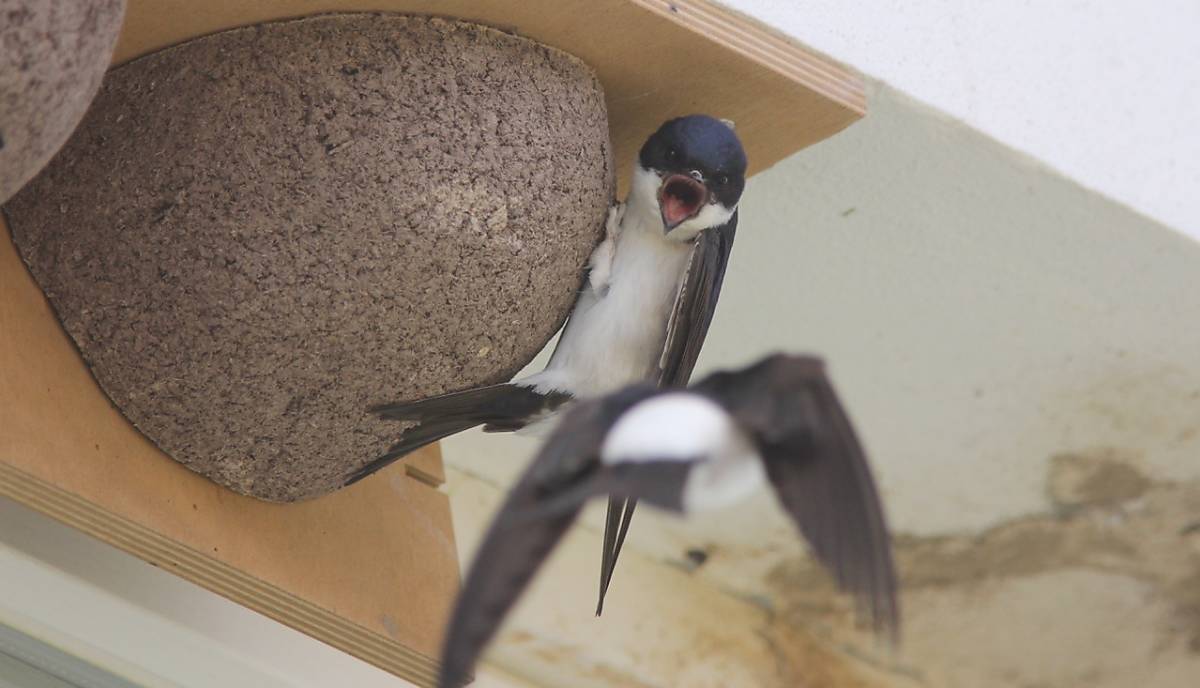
[628,165,735,242]
[519,165,696,398]
[600,393,764,513]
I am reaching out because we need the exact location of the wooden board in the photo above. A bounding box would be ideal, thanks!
[0,218,456,687]
[113,0,865,193]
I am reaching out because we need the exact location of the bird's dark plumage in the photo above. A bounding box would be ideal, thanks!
[639,114,747,210]
[345,384,570,486]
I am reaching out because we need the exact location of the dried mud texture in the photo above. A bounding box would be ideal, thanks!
[0,0,125,202]
[5,14,612,501]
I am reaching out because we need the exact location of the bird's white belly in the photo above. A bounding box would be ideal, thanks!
[528,225,692,398]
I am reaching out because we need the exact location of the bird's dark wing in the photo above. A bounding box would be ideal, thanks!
[439,386,657,688]
[701,355,899,640]
[658,212,738,388]
[598,213,738,613]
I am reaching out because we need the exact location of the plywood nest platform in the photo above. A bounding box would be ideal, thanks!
[0,2,864,685]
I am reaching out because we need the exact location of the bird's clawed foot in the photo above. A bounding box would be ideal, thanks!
[588,202,625,296]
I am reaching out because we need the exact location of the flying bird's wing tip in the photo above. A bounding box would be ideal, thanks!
[858,572,902,647]
[747,356,902,647]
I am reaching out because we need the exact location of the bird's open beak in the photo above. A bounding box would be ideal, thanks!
[658,174,708,231]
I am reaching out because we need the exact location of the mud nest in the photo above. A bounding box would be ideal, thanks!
[4,13,612,500]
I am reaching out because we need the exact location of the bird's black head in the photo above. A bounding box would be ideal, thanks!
[637,114,748,234]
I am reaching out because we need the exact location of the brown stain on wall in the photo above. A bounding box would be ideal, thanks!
[758,623,916,688]
[1168,568,1200,653]
[761,447,1200,686]
[1046,448,1152,510]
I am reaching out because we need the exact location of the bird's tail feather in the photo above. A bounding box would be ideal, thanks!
[596,496,638,615]
[373,383,521,423]
[347,384,568,486]
[345,418,479,487]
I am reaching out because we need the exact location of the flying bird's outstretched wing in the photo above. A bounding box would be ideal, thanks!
[598,213,738,614]
[698,355,900,639]
[439,386,658,688]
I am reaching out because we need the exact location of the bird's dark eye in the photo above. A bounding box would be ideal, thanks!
[716,174,729,186]
[665,147,679,162]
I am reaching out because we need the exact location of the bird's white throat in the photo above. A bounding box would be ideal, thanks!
[628,164,736,242]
